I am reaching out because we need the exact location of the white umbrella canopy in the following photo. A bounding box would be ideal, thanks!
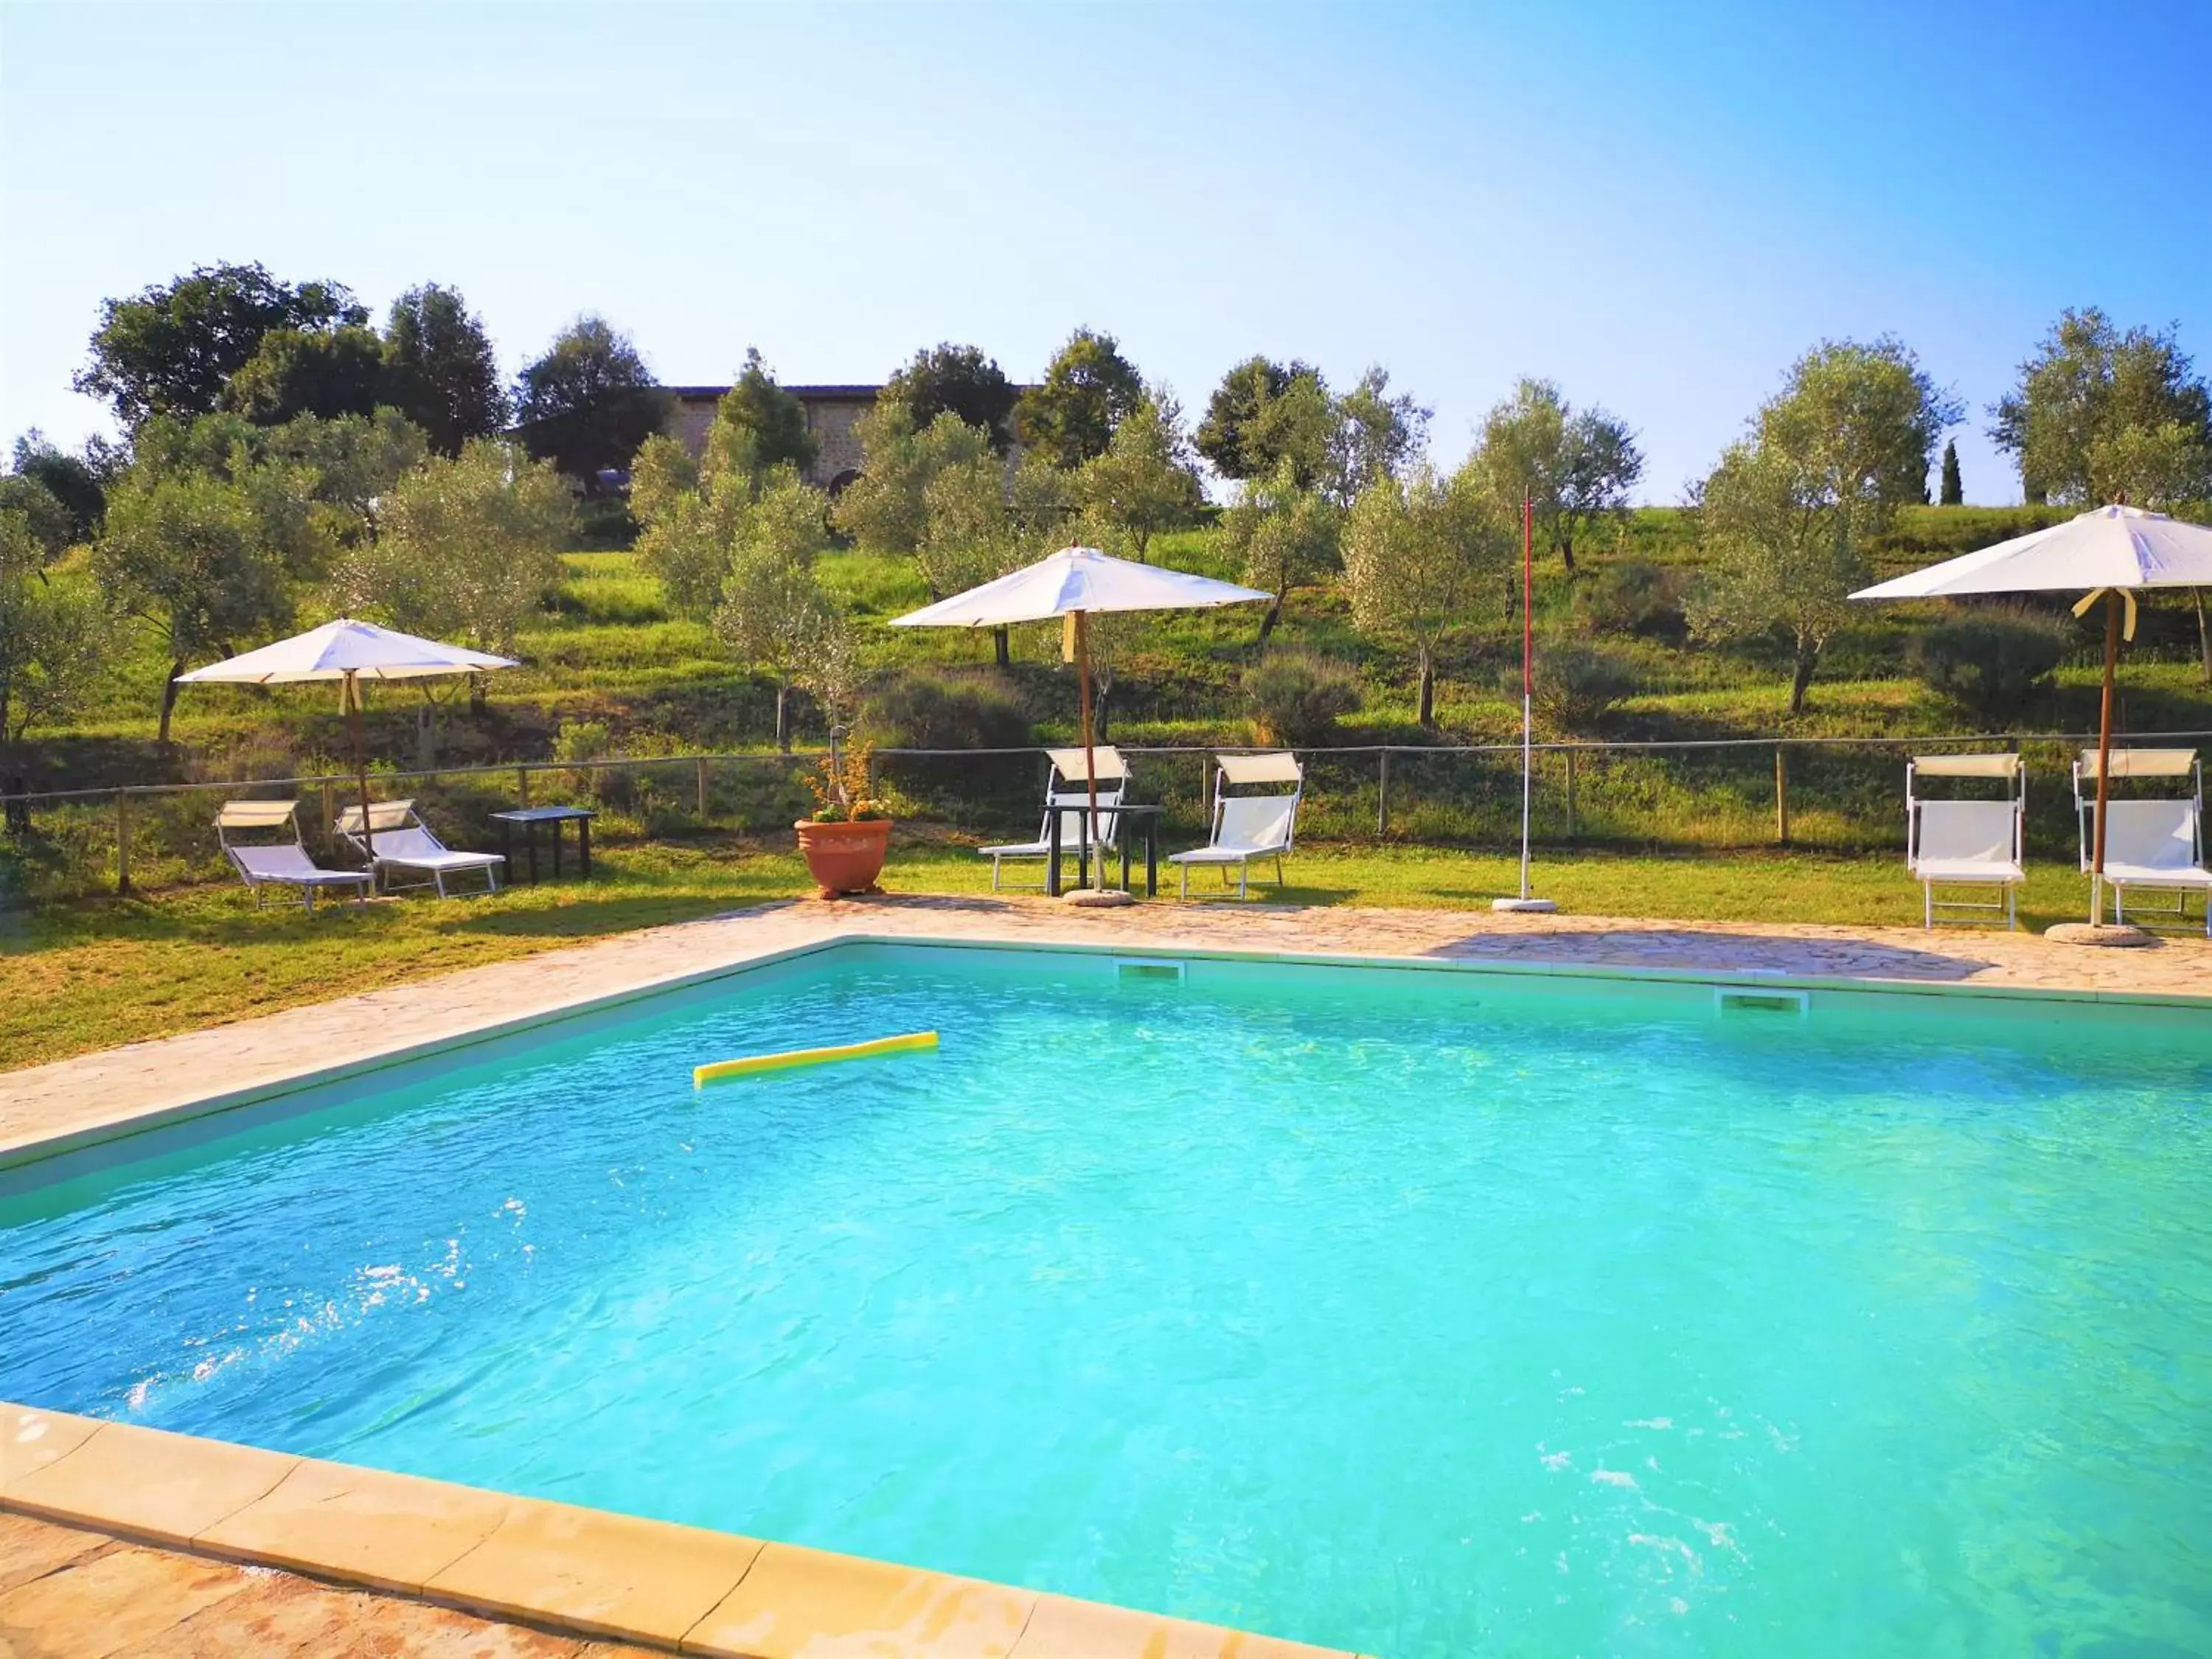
[1851,505,2212,925]
[888,544,1270,628]
[176,619,519,858]
[891,547,1270,891]
[175,617,517,684]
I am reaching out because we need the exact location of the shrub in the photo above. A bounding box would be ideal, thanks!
[1908,608,2073,722]
[552,718,625,804]
[1241,649,1363,747]
[864,669,1033,751]
[1581,559,1686,639]
[1525,643,1641,734]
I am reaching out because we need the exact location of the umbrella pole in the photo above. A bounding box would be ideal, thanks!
[2091,589,2121,925]
[1075,610,1100,890]
[347,670,374,863]
[1518,493,1534,902]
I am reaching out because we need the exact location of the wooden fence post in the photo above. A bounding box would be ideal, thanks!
[695,757,711,822]
[115,789,132,897]
[1775,746,1790,846]
[1377,749,1390,835]
[518,765,530,809]
[1565,748,1577,842]
[319,781,335,852]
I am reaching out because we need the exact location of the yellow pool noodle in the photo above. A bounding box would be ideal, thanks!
[693,1030,939,1087]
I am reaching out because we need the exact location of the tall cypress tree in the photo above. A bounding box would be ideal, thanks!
[1938,439,1964,506]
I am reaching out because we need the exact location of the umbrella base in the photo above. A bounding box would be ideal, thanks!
[1064,888,1136,908]
[1492,897,1559,913]
[2045,922,2154,948]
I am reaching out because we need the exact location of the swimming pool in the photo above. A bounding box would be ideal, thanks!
[4,942,2208,1655]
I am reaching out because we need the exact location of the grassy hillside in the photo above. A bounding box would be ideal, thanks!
[8,504,2212,906]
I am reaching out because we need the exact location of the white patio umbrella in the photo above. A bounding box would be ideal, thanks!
[1851,504,2212,924]
[889,546,1270,890]
[175,618,517,857]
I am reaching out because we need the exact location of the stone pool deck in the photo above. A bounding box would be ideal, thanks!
[3,894,2208,1655]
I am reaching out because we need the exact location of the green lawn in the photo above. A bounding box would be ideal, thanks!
[2,840,2118,1074]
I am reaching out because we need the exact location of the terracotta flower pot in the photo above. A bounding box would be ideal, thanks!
[795,817,891,898]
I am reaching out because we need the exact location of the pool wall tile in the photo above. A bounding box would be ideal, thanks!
[681,1540,1033,1658]
[195,1457,515,1593]
[424,1493,765,1646]
[1,1419,296,1547]
[1009,1590,1365,1658]
[0,1405,101,1495]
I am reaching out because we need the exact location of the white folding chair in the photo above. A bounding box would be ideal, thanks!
[1169,752,1304,899]
[978,746,1127,891]
[1906,754,2025,929]
[216,799,372,911]
[335,799,504,897]
[2072,748,2212,936]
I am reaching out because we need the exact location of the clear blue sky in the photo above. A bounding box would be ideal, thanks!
[4,1,2207,504]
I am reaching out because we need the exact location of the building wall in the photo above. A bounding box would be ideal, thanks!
[663,386,878,493]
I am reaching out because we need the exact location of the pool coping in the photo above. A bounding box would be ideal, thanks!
[0,1403,1366,1658]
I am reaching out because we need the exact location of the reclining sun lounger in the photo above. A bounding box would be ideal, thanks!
[335,799,504,897]
[2073,748,2212,936]
[978,746,1127,890]
[1169,752,1303,900]
[1906,754,2025,929]
[217,799,372,911]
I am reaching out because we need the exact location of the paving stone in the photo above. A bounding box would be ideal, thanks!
[0,1543,248,1658]
[0,1512,116,1596]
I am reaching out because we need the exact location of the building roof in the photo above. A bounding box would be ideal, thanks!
[661,383,883,403]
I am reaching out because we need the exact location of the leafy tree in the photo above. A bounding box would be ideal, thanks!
[0,473,74,560]
[264,408,431,548]
[10,431,109,543]
[1196,356,1307,480]
[1330,366,1430,504]
[221,324,388,425]
[335,441,573,707]
[1219,459,1340,644]
[0,510,104,762]
[918,453,1025,666]
[1990,308,2212,504]
[1689,338,1954,714]
[1473,379,1644,571]
[712,469,838,750]
[383,284,509,456]
[832,404,995,557]
[2088,420,2212,509]
[513,316,670,490]
[1343,463,1507,727]
[1017,328,1144,467]
[1074,391,1202,563]
[882,344,1018,451]
[1939,439,1964,506]
[703,349,818,481]
[75,262,366,428]
[96,467,307,742]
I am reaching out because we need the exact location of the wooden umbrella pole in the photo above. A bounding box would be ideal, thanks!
[1075,610,1099,890]
[348,670,374,861]
[2091,589,2121,924]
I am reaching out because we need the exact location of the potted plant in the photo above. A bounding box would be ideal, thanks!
[796,738,891,897]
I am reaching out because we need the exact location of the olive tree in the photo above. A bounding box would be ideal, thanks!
[1074,390,1202,563]
[1690,337,1956,713]
[1219,459,1340,644]
[1992,309,2212,504]
[1472,378,1643,571]
[335,440,574,708]
[1343,464,1507,727]
[713,470,838,751]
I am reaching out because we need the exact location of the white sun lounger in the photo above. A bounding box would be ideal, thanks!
[335,799,504,897]
[979,746,1127,890]
[1169,752,1303,900]
[217,799,372,911]
[1906,754,2025,929]
[2072,748,2212,936]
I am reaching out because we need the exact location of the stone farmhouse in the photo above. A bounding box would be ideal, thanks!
[661,384,880,495]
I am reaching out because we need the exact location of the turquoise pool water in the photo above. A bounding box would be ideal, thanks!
[4,945,2209,1655]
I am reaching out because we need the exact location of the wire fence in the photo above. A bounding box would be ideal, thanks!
[4,730,2208,907]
